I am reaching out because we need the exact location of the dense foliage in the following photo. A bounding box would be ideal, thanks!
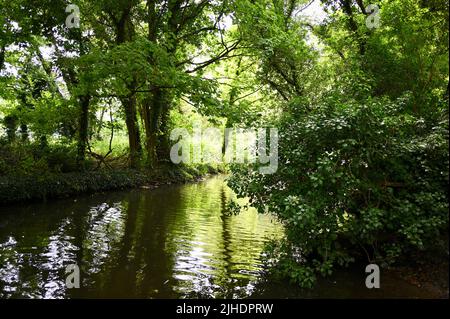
[227,0,449,286]
[0,0,448,287]
[229,94,448,286]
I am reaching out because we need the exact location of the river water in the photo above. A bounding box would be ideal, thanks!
[0,175,434,298]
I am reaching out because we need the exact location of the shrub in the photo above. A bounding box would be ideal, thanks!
[228,94,449,287]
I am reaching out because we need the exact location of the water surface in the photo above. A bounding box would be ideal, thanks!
[0,176,435,298]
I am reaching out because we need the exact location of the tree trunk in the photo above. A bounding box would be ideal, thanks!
[339,0,366,55]
[76,95,90,169]
[114,5,143,169]
[121,95,142,169]
[0,45,5,72]
[142,88,163,167]
[156,94,172,163]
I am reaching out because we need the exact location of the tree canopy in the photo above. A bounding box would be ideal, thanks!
[1,0,448,287]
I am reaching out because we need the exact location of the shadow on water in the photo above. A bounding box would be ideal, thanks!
[0,175,437,298]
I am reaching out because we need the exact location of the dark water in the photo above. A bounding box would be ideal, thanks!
[0,176,435,298]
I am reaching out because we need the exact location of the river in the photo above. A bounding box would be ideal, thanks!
[0,175,435,298]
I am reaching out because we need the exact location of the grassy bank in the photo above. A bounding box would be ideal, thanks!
[0,164,223,205]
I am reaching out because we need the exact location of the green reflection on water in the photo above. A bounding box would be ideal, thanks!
[0,175,283,298]
[0,175,437,299]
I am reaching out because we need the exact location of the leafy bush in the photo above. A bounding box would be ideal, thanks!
[0,161,214,205]
[228,94,449,287]
[0,141,83,175]
[0,170,146,204]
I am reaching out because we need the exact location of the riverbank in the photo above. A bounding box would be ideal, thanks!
[0,164,223,205]
[387,244,449,298]
[388,264,448,298]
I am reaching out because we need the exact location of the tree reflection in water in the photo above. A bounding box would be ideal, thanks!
[0,176,283,299]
